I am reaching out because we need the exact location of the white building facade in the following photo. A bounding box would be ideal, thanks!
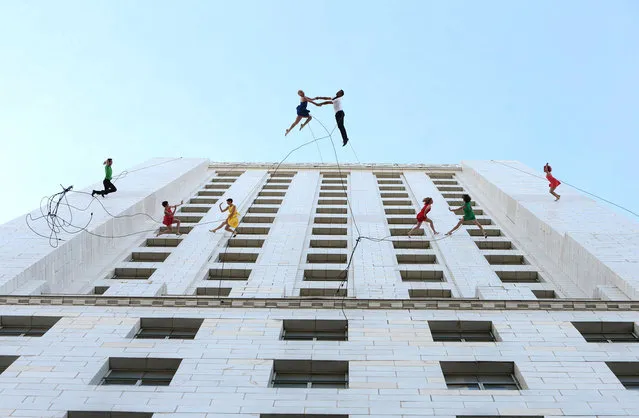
[0,158,637,418]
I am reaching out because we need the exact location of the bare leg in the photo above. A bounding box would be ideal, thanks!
[407,221,423,237]
[446,219,464,236]
[175,220,181,235]
[224,225,236,235]
[157,224,173,237]
[286,116,303,136]
[299,115,312,131]
[425,218,438,234]
[210,221,227,233]
[550,187,561,201]
[474,220,487,238]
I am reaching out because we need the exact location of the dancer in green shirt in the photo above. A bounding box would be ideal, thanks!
[91,158,117,197]
[446,194,487,237]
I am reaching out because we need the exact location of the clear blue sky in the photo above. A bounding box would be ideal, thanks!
[1,1,637,223]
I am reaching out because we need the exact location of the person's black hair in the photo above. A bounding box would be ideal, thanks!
[226,198,233,203]
[462,194,471,203]
[107,158,113,162]
[334,89,344,99]
[162,201,168,207]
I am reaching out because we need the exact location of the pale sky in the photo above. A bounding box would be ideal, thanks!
[1,1,637,223]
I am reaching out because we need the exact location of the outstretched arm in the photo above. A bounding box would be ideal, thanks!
[303,96,320,106]
[316,101,333,106]
[449,205,464,212]
[313,96,332,100]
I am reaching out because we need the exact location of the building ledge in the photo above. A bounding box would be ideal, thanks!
[0,296,637,311]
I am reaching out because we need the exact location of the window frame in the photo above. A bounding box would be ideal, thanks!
[0,316,60,337]
[270,360,349,389]
[429,321,496,343]
[100,357,182,387]
[573,322,639,343]
[440,361,521,391]
[281,320,348,342]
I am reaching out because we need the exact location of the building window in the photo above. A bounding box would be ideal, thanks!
[572,322,639,343]
[0,316,61,337]
[606,362,639,390]
[531,289,556,299]
[457,416,543,418]
[281,320,347,341]
[261,416,347,418]
[441,361,521,390]
[101,358,182,386]
[67,412,154,418]
[93,286,109,295]
[270,360,348,388]
[428,321,496,342]
[111,268,156,280]
[0,356,19,374]
[408,289,451,298]
[135,318,204,340]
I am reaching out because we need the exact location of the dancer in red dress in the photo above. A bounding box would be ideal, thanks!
[157,200,183,236]
[544,163,561,201]
[407,197,438,237]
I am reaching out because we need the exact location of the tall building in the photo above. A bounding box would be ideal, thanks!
[0,158,638,418]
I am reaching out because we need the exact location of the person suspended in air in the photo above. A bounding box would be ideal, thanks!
[446,194,487,238]
[157,200,183,236]
[91,158,117,197]
[285,90,320,136]
[315,89,349,146]
[544,163,561,201]
[407,197,438,237]
[210,198,239,235]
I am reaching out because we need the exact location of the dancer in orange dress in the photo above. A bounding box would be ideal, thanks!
[544,163,561,201]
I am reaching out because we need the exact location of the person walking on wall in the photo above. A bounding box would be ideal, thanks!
[91,158,117,197]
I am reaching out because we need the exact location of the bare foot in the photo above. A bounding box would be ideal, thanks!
[555,195,561,201]
[445,232,452,236]
[434,231,440,235]
[285,128,291,136]
[300,121,310,131]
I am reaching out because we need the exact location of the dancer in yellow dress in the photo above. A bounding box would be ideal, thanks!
[210,198,239,235]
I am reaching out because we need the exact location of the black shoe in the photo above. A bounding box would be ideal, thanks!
[91,191,96,197]
[342,138,349,147]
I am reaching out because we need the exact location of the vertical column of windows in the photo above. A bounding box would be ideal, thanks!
[375,172,450,299]
[197,171,295,296]
[300,172,349,297]
[101,170,244,288]
[430,172,556,299]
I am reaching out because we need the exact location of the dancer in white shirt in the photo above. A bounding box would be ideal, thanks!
[314,90,349,146]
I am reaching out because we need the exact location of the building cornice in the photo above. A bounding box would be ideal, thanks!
[0,296,637,311]
[208,162,462,171]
